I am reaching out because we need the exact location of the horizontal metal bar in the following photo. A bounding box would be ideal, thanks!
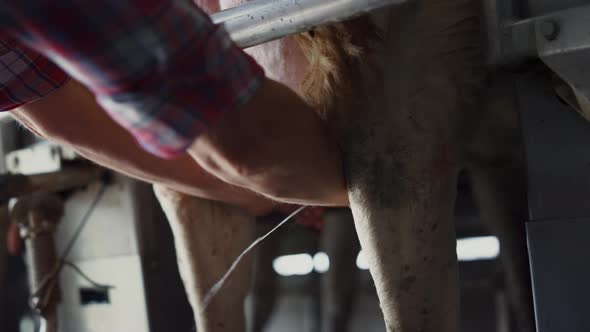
[211,0,406,48]
[0,165,105,203]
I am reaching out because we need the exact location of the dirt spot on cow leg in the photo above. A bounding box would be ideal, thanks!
[399,275,417,292]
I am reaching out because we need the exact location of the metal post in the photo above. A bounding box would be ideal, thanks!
[518,71,590,332]
[211,0,406,48]
[10,195,65,332]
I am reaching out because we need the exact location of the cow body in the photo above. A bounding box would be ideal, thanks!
[155,0,534,331]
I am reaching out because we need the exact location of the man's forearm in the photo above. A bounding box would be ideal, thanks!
[11,80,275,215]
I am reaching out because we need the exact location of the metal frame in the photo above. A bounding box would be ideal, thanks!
[517,69,590,332]
[484,1,590,331]
[504,2,590,331]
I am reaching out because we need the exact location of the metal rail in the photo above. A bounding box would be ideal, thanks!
[0,0,404,124]
[0,165,104,203]
[211,0,406,48]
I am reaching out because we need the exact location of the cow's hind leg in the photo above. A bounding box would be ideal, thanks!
[320,208,360,332]
[154,185,255,332]
[466,83,536,332]
[339,1,484,331]
[469,164,535,332]
[345,124,461,332]
[249,222,280,332]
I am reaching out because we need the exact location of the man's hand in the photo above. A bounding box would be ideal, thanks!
[189,78,349,207]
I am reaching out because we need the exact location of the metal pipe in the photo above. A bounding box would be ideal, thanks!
[0,165,105,203]
[211,0,407,48]
[11,195,64,332]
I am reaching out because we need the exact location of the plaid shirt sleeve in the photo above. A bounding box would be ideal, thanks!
[0,37,69,112]
[1,0,264,158]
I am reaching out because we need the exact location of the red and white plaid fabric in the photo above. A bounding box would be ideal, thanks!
[0,37,69,111]
[1,0,264,158]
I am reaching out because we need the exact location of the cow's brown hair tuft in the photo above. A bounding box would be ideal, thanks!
[293,16,382,116]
